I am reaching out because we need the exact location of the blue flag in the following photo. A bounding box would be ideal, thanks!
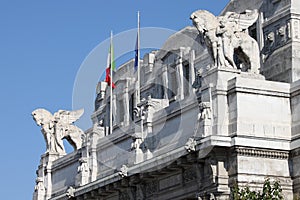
[134,34,139,71]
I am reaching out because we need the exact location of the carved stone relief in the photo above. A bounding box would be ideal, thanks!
[262,17,292,59]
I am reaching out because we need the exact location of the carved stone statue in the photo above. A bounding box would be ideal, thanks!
[199,102,211,120]
[34,177,45,193]
[185,138,197,152]
[119,165,128,178]
[32,108,85,155]
[76,158,90,186]
[66,186,75,198]
[191,10,260,73]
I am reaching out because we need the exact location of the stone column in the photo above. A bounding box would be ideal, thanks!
[89,126,101,182]
[45,166,52,199]
[44,153,60,199]
[123,81,130,126]
[75,139,90,186]
[90,149,98,182]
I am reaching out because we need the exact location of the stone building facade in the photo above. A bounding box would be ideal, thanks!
[32,0,300,199]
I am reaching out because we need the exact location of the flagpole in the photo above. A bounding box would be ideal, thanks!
[110,31,113,135]
[137,11,141,105]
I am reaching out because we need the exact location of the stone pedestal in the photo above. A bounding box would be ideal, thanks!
[201,67,242,136]
[201,67,265,136]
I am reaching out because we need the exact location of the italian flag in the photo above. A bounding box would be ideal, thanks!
[105,40,116,89]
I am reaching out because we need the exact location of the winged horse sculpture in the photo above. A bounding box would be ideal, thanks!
[32,108,84,155]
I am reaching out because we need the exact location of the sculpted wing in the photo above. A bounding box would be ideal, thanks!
[221,9,258,31]
[54,109,84,124]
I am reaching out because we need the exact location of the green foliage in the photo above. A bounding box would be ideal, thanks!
[231,178,284,200]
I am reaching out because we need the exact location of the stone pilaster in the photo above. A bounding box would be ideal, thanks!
[161,64,168,99]
[176,48,184,100]
[189,49,196,96]
[123,82,130,126]
[33,152,61,200]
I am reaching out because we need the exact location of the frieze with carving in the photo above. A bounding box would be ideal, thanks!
[263,18,292,59]
[233,147,289,159]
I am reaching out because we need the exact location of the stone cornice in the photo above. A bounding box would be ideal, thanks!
[51,151,81,171]
[227,76,290,98]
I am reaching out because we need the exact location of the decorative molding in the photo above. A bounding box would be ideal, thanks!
[262,17,292,58]
[234,147,289,159]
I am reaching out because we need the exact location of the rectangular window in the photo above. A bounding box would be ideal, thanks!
[183,63,190,97]
[168,70,177,99]
[129,93,134,121]
[118,99,124,123]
